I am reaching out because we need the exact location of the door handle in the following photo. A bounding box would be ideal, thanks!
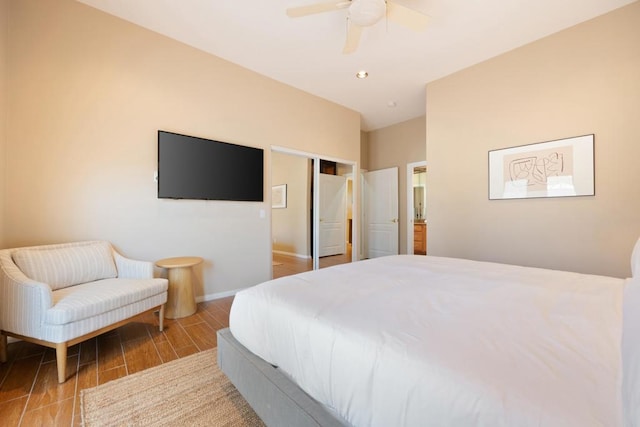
[391,218,398,223]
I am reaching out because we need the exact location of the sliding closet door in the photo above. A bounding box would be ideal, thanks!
[318,173,347,257]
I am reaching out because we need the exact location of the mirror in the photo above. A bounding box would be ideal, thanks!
[271,151,313,279]
[317,161,355,269]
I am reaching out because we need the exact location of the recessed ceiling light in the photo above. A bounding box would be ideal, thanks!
[387,101,397,108]
[356,70,368,79]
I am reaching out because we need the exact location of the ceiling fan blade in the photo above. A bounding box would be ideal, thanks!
[286,1,351,18]
[343,21,363,54]
[386,1,429,32]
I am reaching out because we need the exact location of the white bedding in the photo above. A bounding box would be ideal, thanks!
[229,255,628,426]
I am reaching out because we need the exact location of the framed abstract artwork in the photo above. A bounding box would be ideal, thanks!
[489,134,595,200]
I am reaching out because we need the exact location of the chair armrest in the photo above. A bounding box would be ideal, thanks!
[0,251,53,338]
[113,250,154,279]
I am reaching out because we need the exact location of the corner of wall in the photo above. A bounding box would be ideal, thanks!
[0,0,8,248]
[360,130,369,171]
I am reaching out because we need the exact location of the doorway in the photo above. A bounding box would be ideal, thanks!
[406,161,427,255]
[271,148,357,278]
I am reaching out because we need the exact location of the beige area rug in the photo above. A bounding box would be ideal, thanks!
[81,349,265,427]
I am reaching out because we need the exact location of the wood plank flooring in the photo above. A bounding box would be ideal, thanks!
[272,244,353,279]
[0,296,233,427]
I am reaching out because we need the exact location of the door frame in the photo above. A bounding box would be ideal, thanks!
[406,161,427,255]
[271,146,358,271]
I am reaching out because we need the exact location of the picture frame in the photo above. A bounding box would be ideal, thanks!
[272,184,287,208]
[488,134,594,200]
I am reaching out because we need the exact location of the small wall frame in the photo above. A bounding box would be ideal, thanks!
[488,134,595,200]
[272,184,287,208]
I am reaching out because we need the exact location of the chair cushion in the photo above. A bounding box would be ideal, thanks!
[45,277,168,325]
[13,241,117,290]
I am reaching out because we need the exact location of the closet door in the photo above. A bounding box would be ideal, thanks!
[363,167,399,258]
[318,173,347,257]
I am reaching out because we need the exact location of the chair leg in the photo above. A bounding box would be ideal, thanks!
[159,304,165,332]
[56,342,68,383]
[0,333,7,363]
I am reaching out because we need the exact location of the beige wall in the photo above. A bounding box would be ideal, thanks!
[366,116,426,254]
[360,130,369,171]
[271,152,311,258]
[0,0,7,247]
[5,0,360,297]
[426,2,640,278]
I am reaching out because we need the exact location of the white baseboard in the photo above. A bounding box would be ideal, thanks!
[196,287,245,303]
[272,250,311,259]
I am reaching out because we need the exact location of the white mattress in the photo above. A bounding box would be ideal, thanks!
[229,255,627,427]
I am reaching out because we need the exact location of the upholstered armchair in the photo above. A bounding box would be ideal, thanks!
[0,241,168,382]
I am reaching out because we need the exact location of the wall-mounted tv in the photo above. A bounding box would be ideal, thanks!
[157,130,264,201]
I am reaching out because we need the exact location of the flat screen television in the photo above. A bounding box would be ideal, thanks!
[157,130,264,201]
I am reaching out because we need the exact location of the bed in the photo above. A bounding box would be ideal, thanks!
[218,249,640,426]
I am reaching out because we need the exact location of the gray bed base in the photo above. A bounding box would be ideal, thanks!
[217,328,349,427]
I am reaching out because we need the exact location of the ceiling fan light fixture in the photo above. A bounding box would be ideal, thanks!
[348,0,387,27]
[356,70,369,79]
[286,0,428,54]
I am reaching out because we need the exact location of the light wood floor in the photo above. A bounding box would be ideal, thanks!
[0,296,234,427]
[272,244,353,279]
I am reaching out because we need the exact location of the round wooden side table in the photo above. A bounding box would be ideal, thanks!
[156,256,203,319]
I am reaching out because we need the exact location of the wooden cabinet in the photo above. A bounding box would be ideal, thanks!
[413,223,427,255]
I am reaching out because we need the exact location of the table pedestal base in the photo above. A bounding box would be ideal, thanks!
[165,266,197,319]
[155,256,203,320]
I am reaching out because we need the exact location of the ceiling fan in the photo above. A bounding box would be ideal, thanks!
[286,0,429,54]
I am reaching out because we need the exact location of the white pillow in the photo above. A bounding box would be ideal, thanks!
[13,241,117,290]
[632,237,640,277]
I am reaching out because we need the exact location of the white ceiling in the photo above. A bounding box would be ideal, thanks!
[77,0,635,131]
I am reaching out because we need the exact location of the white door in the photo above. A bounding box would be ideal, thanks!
[364,167,399,258]
[318,173,347,257]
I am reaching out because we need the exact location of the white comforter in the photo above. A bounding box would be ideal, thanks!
[230,255,627,426]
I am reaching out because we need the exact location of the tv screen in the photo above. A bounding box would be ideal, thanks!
[157,130,264,201]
